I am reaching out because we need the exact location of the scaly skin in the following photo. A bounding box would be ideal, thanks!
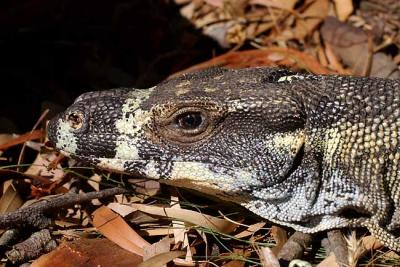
[47,67,400,250]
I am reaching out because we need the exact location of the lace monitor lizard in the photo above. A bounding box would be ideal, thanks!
[47,67,400,251]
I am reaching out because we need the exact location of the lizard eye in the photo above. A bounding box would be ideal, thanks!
[176,112,203,130]
[155,106,222,144]
[66,111,84,130]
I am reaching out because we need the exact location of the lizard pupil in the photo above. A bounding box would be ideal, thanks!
[177,112,202,130]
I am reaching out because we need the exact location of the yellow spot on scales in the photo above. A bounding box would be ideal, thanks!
[115,87,155,160]
[168,162,259,193]
[175,81,191,96]
[204,87,218,92]
[269,130,305,155]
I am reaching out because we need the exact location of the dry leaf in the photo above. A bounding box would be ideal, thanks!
[250,0,298,10]
[0,134,15,156]
[31,238,142,267]
[333,0,353,21]
[204,0,224,8]
[25,153,64,180]
[0,130,43,151]
[324,42,349,74]
[171,47,334,78]
[316,252,340,267]
[223,260,245,267]
[361,235,383,250]
[270,226,288,255]
[129,203,237,234]
[127,178,160,197]
[235,222,266,239]
[170,195,194,265]
[108,202,139,217]
[143,236,171,261]
[294,0,329,40]
[138,251,185,267]
[258,247,280,267]
[321,16,400,78]
[0,185,23,214]
[92,206,150,256]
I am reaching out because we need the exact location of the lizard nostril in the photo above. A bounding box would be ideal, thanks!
[66,111,84,130]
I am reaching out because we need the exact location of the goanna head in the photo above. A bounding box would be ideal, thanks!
[48,67,326,231]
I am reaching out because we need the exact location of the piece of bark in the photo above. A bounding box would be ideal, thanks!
[5,229,57,263]
[0,229,20,247]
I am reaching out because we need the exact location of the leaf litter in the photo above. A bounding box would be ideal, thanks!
[0,0,400,266]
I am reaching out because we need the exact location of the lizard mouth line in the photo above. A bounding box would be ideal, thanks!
[63,151,256,174]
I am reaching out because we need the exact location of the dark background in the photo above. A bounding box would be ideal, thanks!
[0,0,221,133]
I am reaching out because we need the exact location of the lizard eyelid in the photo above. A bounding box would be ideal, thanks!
[155,106,221,144]
[167,107,209,135]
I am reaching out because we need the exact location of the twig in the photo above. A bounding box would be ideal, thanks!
[278,231,313,266]
[0,187,128,229]
[17,109,49,172]
[327,230,349,267]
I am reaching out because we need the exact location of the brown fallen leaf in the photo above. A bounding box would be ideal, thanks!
[143,236,172,261]
[223,260,245,267]
[171,47,335,78]
[324,42,350,74]
[25,153,64,181]
[234,222,266,239]
[31,238,142,267]
[0,185,23,214]
[0,134,15,157]
[0,185,23,235]
[362,235,383,250]
[92,206,150,256]
[258,247,280,267]
[316,252,340,267]
[0,130,43,151]
[270,226,288,256]
[249,0,298,10]
[127,203,237,234]
[138,250,185,267]
[293,0,329,40]
[333,0,353,21]
[321,16,400,78]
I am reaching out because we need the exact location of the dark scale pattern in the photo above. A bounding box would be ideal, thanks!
[48,67,400,251]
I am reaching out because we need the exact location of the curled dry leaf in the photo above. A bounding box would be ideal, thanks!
[109,202,237,233]
[92,206,150,256]
[130,203,237,234]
